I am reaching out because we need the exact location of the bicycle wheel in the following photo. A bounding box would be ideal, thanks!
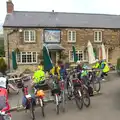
[55,94,59,115]
[62,91,65,112]
[74,89,83,110]
[67,81,73,100]
[29,101,35,120]
[38,98,45,117]
[83,87,90,107]
[93,78,101,92]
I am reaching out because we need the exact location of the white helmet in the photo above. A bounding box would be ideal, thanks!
[77,60,81,64]
[96,59,99,62]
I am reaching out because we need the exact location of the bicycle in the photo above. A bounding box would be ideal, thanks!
[22,85,35,120]
[59,75,66,112]
[0,110,11,120]
[49,75,61,115]
[67,69,90,108]
[34,84,45,117]
[88,69,101,93]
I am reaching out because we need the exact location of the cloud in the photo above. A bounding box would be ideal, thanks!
[1,0,120,23]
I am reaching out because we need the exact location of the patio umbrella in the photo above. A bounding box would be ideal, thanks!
[43,45,53,72]
[101,43,106,60]
[12,50,17,70]
[87,41,96,64]
[72,45,78,62]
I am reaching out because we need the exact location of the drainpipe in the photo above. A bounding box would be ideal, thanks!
[7,29,18,72]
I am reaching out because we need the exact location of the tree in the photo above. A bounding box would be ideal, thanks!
[116,58,120,75]
[0,46,5,57]
[0,57,7,74]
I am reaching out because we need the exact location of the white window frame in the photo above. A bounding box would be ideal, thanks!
[69,50,88,62]
[68,31,76,42]
[24,30,36,42]
[94,31,102,42]
[16,52,38,64]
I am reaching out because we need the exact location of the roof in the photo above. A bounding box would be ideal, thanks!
[3,11,120,29]
[46,44,65,50]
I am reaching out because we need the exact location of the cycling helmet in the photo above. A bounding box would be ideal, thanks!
[77,61,81,65]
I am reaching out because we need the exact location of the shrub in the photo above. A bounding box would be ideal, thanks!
[0,57,7,74]
[116,58,120,74]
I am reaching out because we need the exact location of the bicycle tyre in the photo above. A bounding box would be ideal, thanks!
[38,98,45,117]
[30,101,35,120]
[74,89,83,110]
[55,94,59,115]
[93,79,101,92]
[83,88,90,107]
[62,91,65,112]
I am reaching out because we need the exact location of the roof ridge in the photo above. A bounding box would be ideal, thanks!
[13,11,119,16]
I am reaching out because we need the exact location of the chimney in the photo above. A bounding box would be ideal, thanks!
[6,0,14,13]
[52,10,54,12]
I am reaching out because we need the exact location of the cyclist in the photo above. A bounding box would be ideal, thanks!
[38,60,44,71]
[100,60,110,80]
[0,73,11,117]
[31,68,45,88]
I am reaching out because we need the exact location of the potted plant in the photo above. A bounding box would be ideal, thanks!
[0,57,7,75]
[116,58,120,75]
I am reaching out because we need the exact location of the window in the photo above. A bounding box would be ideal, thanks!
[69,50,88,62]
[94,31,102,42]
[68,31,76,42]
[16,52,37,64]
[24,30,36,42]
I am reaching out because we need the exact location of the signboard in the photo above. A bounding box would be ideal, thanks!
[44,30,60,43]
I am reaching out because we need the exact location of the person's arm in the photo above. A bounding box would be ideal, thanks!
[1,100,10,112]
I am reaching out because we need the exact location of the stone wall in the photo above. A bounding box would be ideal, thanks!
[3,28,120,72]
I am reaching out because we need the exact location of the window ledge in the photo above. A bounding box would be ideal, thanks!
[24,41,36,43]
[94,41,102,43]
[68,41,76,43]
[17,62,38,65]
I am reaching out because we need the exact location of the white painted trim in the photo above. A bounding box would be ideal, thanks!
[67,30,76,43]
[69,50,88,62]
[16,52,38,64]
[24,30,36,42]
[94,31,102,43]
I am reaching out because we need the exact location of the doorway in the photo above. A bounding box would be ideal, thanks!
[49,51,56,64]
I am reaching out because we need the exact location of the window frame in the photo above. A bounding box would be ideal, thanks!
[67,30,76,43]
[94,31,102,43]
[69,50,88,62]
[16,52,38,64]
[24,30,36,42]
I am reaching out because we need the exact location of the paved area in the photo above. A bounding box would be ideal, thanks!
[8,72,117,108]
[10,73,120,120]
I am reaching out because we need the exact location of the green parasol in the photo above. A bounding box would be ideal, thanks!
[12,50,17,70]
[72,45,78,62]
[43,45,53,72]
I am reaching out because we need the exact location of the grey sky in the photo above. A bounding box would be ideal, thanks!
[0,0,120,23]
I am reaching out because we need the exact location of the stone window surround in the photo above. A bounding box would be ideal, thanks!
[16,51,38,64]
[94,30,102,43]
[69,50,88,62]
[67,30,76,43]
[24,30,36,42]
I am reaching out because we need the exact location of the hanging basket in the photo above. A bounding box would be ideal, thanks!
[15,48,20,53]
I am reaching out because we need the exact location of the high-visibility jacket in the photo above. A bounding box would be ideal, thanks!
[33,70,45,84]
[50,66,60,79]
[101,62,110,73]
[92,62,100,69]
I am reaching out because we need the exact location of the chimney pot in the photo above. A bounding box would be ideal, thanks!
[7,0,14,14]
[52,10,54,12]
